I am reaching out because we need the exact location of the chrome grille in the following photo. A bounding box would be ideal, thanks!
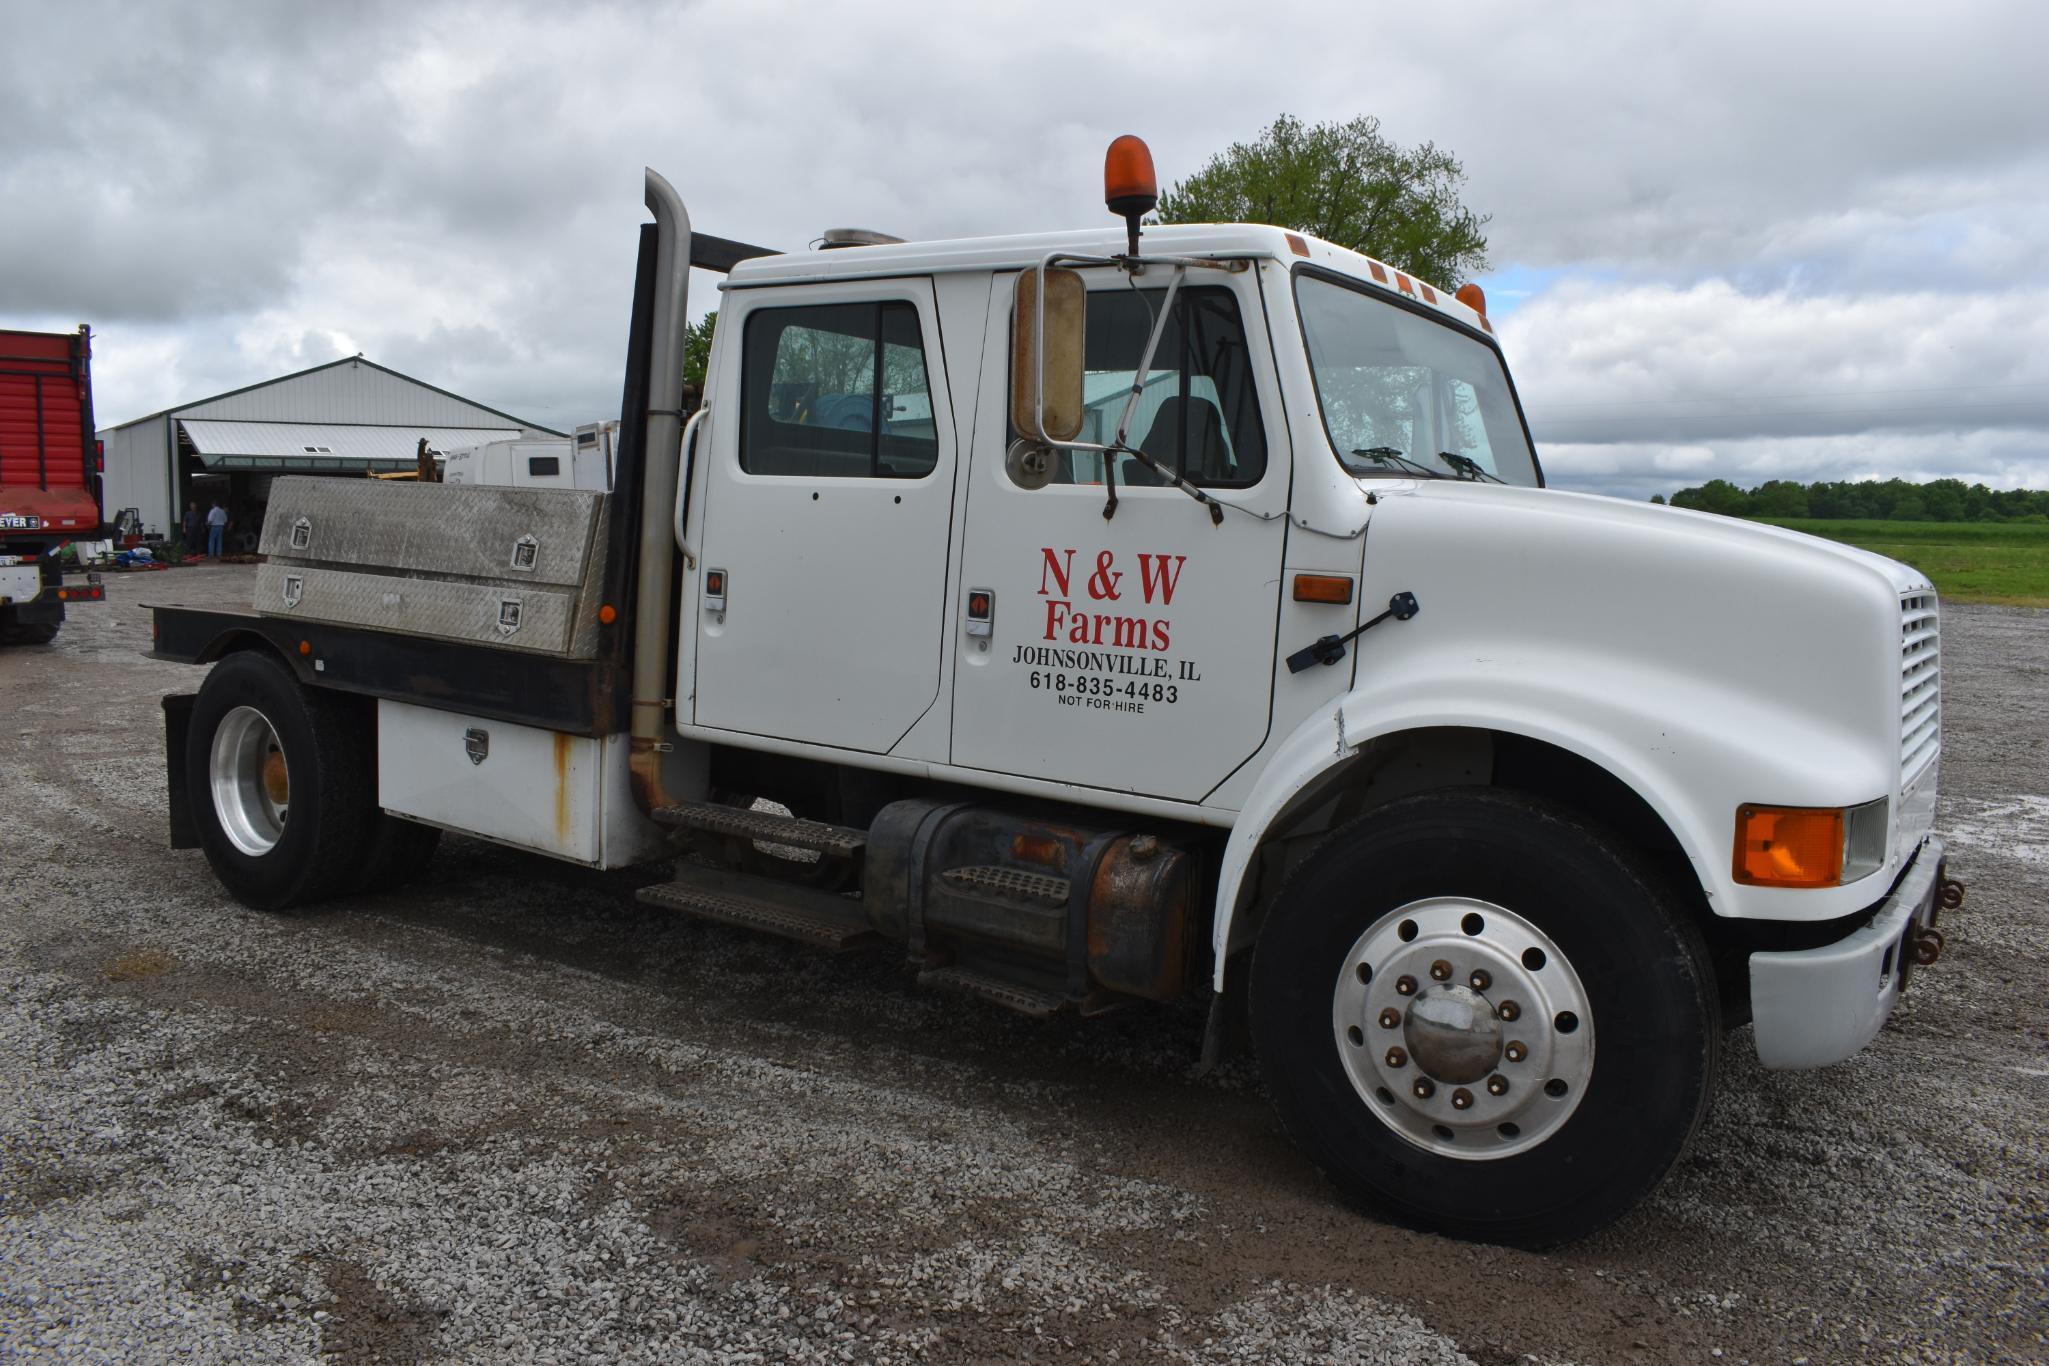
[1900,591,1940,783]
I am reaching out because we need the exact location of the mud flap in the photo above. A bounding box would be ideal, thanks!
[163,693,198,849]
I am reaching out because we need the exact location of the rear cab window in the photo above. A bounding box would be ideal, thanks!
[740,301,937,479]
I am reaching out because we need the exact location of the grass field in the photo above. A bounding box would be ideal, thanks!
[1758,518,2049,607]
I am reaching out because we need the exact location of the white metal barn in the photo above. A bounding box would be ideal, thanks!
[97,356,563,544]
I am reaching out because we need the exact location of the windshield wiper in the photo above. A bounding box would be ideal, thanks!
[1349,446,1446,480]
[1439,452,1506,483]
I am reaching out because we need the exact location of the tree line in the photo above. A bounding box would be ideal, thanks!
[1658,478,2049,523]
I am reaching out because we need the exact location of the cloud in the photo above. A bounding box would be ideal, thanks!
[1541,430,2049,504]
[1500,277,2049,496]
[2,0,2044,500]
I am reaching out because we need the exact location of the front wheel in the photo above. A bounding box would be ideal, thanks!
[1250,789,1718,1248]
[186,650,374,911]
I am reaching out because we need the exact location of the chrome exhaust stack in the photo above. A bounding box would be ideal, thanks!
[628,168,691,814]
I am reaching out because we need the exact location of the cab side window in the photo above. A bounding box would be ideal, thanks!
[740,301,938,478]
[1012,285,1266,489]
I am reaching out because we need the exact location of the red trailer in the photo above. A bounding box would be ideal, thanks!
[1,325,106,644]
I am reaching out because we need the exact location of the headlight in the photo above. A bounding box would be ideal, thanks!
[1734,798,1888,888]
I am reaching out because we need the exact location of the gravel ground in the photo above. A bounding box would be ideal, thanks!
[2,563,2044,1363]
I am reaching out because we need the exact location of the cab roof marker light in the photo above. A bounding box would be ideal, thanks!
[1456,283,1487,316]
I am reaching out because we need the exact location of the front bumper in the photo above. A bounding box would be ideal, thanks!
[1749,836,1946,1069]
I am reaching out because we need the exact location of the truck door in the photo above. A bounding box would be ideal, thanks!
[950,271,1290,803]
[688,278,956,753]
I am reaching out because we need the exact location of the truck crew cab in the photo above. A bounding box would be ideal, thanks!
[148,142,1960,1247]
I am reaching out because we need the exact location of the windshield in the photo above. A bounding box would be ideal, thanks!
[1294,272,1540,487]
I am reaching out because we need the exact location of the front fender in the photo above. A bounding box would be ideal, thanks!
[1210,657,1895,990]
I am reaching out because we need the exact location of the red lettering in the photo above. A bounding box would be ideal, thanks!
[1038,547,1075,598]
[1042,599,1070,640]
[1136,554,1186,605]
[1151,620,1171,650]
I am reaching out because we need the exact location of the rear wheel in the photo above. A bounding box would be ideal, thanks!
[1,620,58,645]
[186,650,374,911]
[1250,788,1718,1248]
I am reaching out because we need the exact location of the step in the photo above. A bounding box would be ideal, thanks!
[652,801,867,858]
[916,966,1068,1019]
[940,865,1072,906]
[636,865,879,951]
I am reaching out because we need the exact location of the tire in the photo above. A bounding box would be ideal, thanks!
[1,621,58,645]
[1249,788,1718,1248]
[185,650,375,911]
[354,813,442,895]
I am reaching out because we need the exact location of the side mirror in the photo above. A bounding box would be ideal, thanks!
[1010,267,1085,448]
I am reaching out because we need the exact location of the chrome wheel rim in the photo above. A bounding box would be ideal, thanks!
[1332,896,1594,1160]
[209,705,290,856]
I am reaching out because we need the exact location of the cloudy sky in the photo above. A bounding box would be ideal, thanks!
[6,0,2045,499]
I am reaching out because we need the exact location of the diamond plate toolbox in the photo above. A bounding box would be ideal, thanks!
[256,476,609,657]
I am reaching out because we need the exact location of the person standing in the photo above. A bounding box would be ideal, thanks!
[181,501,204,554]
[205,500,228,559]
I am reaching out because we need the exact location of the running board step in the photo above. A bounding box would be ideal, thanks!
[940,865,1072,906]
[916,966,1068,1019]
[637,866,879,951]
[651,801,867,858]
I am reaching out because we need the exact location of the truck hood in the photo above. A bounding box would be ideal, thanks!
[1367,480,1929,597]
[1339,480,1933,920]
[1359,478,1920,799]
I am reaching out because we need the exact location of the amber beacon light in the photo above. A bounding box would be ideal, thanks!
[1104,134,1158,258]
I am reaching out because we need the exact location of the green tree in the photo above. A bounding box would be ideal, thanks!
[1921,479,1966,523]
[1156,114,1490,286]
[1671,478,1752,517]
[1751,480,1809,518]
[683,311,718,387]
[1649,493,1667,505]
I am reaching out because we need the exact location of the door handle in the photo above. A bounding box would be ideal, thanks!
[674,405,708,566]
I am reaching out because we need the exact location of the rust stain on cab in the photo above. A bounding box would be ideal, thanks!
[553,731,572,843]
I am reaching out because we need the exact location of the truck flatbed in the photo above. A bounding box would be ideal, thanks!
[146,602,618,736]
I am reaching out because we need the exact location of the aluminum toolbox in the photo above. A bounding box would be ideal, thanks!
[254,476,609,657]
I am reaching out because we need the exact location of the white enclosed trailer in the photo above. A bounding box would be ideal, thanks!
[149,146,1962,1247]
[441,423,617,491]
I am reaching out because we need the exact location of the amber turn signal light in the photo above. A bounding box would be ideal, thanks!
[1733,805,1844,888]
[1292,574,1355,605]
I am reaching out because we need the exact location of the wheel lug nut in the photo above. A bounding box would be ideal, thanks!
[1504,1041,1527,1063]
[1385,1047,1407,1068]
[1450,1088,1473,1110]
[1497,1000,1521,1022]
[1429,959,1452,981]
[1412,1078,1435,1099]
[1378,1008,1402,1029]
[1469,969,1491,991]
[1487,1074,1509,1096]
[1395,975,1417,996]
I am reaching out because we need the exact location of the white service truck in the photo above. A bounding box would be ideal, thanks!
[149,143,1961,1247]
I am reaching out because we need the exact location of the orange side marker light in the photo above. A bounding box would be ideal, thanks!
[1292,574,1355,605]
